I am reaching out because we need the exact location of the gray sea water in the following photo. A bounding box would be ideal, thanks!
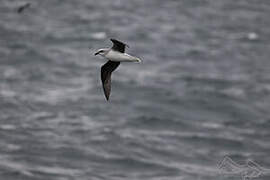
[1,0,270,180]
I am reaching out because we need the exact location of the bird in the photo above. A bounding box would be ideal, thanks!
[17,3,31,13]
[94,39,141,101]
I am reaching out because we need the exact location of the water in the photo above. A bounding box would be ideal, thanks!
[0,0,270,180]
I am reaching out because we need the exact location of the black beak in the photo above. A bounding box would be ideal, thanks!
[94,52,99,56]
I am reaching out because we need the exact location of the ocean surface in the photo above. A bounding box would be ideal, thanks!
[0,0,270,180]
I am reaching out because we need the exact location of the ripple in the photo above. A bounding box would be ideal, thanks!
[0,124,16,130]
[91,32,107,40]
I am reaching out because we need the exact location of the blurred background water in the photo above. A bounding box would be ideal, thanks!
[0,0,270,180]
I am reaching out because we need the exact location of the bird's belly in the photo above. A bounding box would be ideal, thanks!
[106,51,137,62]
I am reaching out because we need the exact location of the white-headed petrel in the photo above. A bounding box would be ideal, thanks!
[94,39,141,101]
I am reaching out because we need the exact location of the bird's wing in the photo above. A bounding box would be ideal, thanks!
[101,61,120,100]
[110,39,129,53]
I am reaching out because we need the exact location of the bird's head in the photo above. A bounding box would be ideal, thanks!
[94,48,109,56]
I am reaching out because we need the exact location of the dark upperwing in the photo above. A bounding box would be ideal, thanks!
[110,39,129,53]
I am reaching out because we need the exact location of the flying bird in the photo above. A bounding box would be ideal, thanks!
[94,39,141,101]
[17,3,31,13]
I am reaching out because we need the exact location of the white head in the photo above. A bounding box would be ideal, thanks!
[94,48,109,57]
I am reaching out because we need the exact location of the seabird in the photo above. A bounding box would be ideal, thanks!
[17,3,31,13]
[94,39,141,101]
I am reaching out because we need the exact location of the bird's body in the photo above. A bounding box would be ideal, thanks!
[94,39,141,100]
[105,50,141,62]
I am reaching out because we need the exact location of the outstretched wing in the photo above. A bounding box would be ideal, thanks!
[110,39,128,53]
[101,61,120,100]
